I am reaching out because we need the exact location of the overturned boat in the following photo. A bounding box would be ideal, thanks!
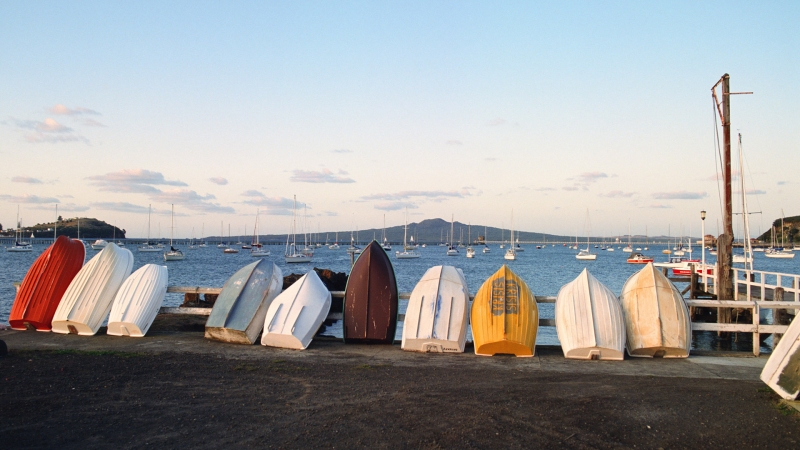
[402,265,470,353]
[107,264,168,337]
[51,243,134,335]
[555,268,625,360]
[9,236,85,331]
[471,265,538,357]
[343,240,398,344]
[619,263,691,358]
[205,259,282,344]
[261,270,332,350]
[760,315,800,400]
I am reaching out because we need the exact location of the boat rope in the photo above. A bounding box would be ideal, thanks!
[711,96,725,227]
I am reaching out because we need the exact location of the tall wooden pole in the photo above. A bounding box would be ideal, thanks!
[717,74,734,303]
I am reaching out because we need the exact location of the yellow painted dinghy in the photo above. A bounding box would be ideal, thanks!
[471,265,538,357]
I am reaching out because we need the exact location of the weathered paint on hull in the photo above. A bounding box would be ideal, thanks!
[620,263,691,358]
[471,265,538,357]
[205,260,282,344]
[51,243,134,336]
[555,268,625,361]
[343,241,398,344]
[107,264,168,337]
[9,236,85,331]
[402,265,470,353]
[761,314,800,400]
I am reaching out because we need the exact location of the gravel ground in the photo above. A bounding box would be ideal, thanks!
[1,343,798,449]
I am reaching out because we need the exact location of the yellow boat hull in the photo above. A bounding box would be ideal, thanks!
[471,265,538,357]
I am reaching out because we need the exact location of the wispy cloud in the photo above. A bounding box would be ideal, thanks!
[5,116,89,144]
[446,140,463,146]
[87,169,187,193]
[0,194,60,204]
[578,172,609,183]
[90,202,176,215]
[209,177,228,185]
[91,202,152,214]
[777,181,789,186]
[652,191,707,200]
[484,157,497,162]
[82,118,105,127]
[744,189,766,195]
[534,187,556,192]
[374,202,418,211]
[486,118,508,127]
[601,190,636,198]
[86,169,231,214]
[49,104,100,115]
[239,191,303,215]
[12,176,42,184]
[361,189,474,202]
[290,168,355,183]
[150,189,234,214]
[331,148,352,153]
[562,186,579,191]
[33,202,88,212]
[648,204,673,209]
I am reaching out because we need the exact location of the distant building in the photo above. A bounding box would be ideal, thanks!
[703,235,716,246]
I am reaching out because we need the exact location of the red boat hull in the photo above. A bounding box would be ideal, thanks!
[343,241,398,344]
[9,236,85,331]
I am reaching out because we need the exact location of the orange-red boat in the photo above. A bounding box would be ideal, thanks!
[9,236,85,331]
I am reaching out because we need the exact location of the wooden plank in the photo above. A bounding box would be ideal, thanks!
[756,301,800,310]
[685,300,755,308]
[691,323,757,332]
[166,286,222,295]
[759,324,790,334]
[158,307,212,315]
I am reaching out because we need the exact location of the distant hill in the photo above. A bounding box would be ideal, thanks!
[756,214,799,244]
[22,217,125,239]
[242,218,672,244]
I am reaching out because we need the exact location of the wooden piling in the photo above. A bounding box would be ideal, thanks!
[772,287,790,348]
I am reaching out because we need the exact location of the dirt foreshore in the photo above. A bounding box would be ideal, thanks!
[0,317,798,449]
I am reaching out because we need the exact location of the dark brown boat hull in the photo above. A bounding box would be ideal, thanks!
[343,240,398,344]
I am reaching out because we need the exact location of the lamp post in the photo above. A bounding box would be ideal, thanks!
[701,210,707,292]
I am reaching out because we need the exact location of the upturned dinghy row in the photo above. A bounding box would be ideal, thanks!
[9,247,711,361]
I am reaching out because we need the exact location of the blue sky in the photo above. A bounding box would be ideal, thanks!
[1,1,798,238]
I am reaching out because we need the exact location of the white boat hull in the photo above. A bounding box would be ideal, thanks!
[52,243,134,335]
[402,266,469,353]
[107,264,168,337]
[395,251,420,259]
[261,271,332,350]
[761,315,800,400]
[619,263,691,358]
[556,268,625,360]
[285,254,312,263]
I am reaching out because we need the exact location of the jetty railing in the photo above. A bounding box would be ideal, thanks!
[698,267,800,302]
[160,287,800,356]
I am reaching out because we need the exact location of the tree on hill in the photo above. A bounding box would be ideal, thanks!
[28,217,125,239]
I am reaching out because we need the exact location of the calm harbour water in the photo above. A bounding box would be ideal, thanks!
[2,241,798,352]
